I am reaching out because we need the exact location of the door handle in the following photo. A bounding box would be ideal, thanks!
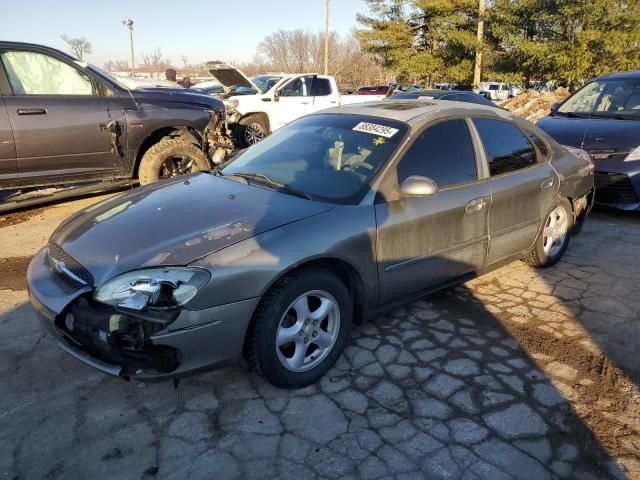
[465,197,487,214]
[301,102,310,105]
[541,177,554,190]
[17,108,47,115]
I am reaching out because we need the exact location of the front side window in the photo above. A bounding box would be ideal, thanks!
[222,114,408,204]
[396,119,477,188]
[474,118,537,176]
[1,50,92,95]
[280,76,314,97]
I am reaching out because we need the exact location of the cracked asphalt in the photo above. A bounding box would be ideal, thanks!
[1,196,639,480]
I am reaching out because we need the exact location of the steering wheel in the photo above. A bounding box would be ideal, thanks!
[343,161,373,175]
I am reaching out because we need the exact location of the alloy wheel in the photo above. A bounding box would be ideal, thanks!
[245,123,265,145]
[542,206,569,257]
[275,290,340,372]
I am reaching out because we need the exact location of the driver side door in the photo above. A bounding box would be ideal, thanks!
[375,118,490,302]
[270,75,317,131]
[0,48,123,183]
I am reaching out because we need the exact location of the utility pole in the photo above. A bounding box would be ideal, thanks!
[473,0,485,92]
[324,0,330,75]
[122,18,135,76]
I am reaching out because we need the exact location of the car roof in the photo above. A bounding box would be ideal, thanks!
[0,40,75,59]
[318,100,511,125]
[598,70,640,80]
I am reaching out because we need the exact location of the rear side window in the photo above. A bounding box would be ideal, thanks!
[312,78,332,96]
[473,118,537,176]
[528,132,550,160]
[396,119,477,188]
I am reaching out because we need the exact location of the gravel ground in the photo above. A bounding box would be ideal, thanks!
[0,196,638,480]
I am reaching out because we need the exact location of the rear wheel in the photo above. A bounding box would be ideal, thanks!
[245,269,352,388]
[138,138,210,185]
[523,198,573,268]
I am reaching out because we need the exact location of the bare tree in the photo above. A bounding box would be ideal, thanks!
[142,48,171,67]
[61,35,93,60]
[104,60,130,72]
[253,29,383,87]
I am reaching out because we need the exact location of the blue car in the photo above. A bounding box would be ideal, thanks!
[538,71,640,210]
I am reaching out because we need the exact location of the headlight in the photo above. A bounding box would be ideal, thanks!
[94,267,210,310]
[625,145,640,162]
[223,99,239,111]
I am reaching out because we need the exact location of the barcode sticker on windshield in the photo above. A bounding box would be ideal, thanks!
[353,122,399,138]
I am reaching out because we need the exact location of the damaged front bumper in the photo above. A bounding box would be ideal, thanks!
[27,247,259,381]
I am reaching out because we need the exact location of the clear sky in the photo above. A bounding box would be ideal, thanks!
[3,0,367,68]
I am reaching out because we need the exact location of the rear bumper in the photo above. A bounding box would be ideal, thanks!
[28,247,260,381]
[594,160,640,210]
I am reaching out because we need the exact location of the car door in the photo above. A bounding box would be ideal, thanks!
[270,75,317,130]
[375,118,491,302]
[470,117,558,265]
[310,76,338,112]
[0,48,123,182]
[0,95,17,183]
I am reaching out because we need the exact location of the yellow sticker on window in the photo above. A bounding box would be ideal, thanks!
[373,137,386,146]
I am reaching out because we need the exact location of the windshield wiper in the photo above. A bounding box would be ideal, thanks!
[230,172,313,200]
[589,112,640,121]
[554,111,591,118]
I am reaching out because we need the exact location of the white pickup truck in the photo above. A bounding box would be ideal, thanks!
[205,62,387,147]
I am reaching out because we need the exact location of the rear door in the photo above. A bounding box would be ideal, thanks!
[471,117,557,265]
[310,76,338,112]
[0,48,123,182]
[375,118,490,302]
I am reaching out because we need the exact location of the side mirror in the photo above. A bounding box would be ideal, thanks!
[550,102,560,113]
[273,90,281,102]
[400,175,438,197]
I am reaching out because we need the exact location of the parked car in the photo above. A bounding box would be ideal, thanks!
[28,100,594,388]
[538,70,640,210]
[0,42,233,210]
[205,62,388,147]
[357,85,392,96]
[479,82,514,101]
[190,80,225,96]
[388,89,497,107]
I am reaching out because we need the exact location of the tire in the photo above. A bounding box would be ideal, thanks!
[138,138,210,185]
[245,268,353,389]
[239,114,268,148]
[523,197,573,268]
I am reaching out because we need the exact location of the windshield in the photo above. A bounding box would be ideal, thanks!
[251,75,283,93]
[221,114,408,204]
[558,78,640,117]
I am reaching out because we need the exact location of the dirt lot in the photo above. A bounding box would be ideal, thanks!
[0,195,639,480]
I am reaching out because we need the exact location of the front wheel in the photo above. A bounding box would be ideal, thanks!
[245,269,352,388]
[138,138,211,185]
[523,198,573,268]
[239,115,268,148]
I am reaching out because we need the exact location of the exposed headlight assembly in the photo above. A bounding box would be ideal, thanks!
[94,267,210,311]
[625,145,640,162]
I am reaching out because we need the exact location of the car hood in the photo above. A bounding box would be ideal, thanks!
[204,62,259,91]
[537,115,640,152]
[131,88,225,110]
[50,173,332,286]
